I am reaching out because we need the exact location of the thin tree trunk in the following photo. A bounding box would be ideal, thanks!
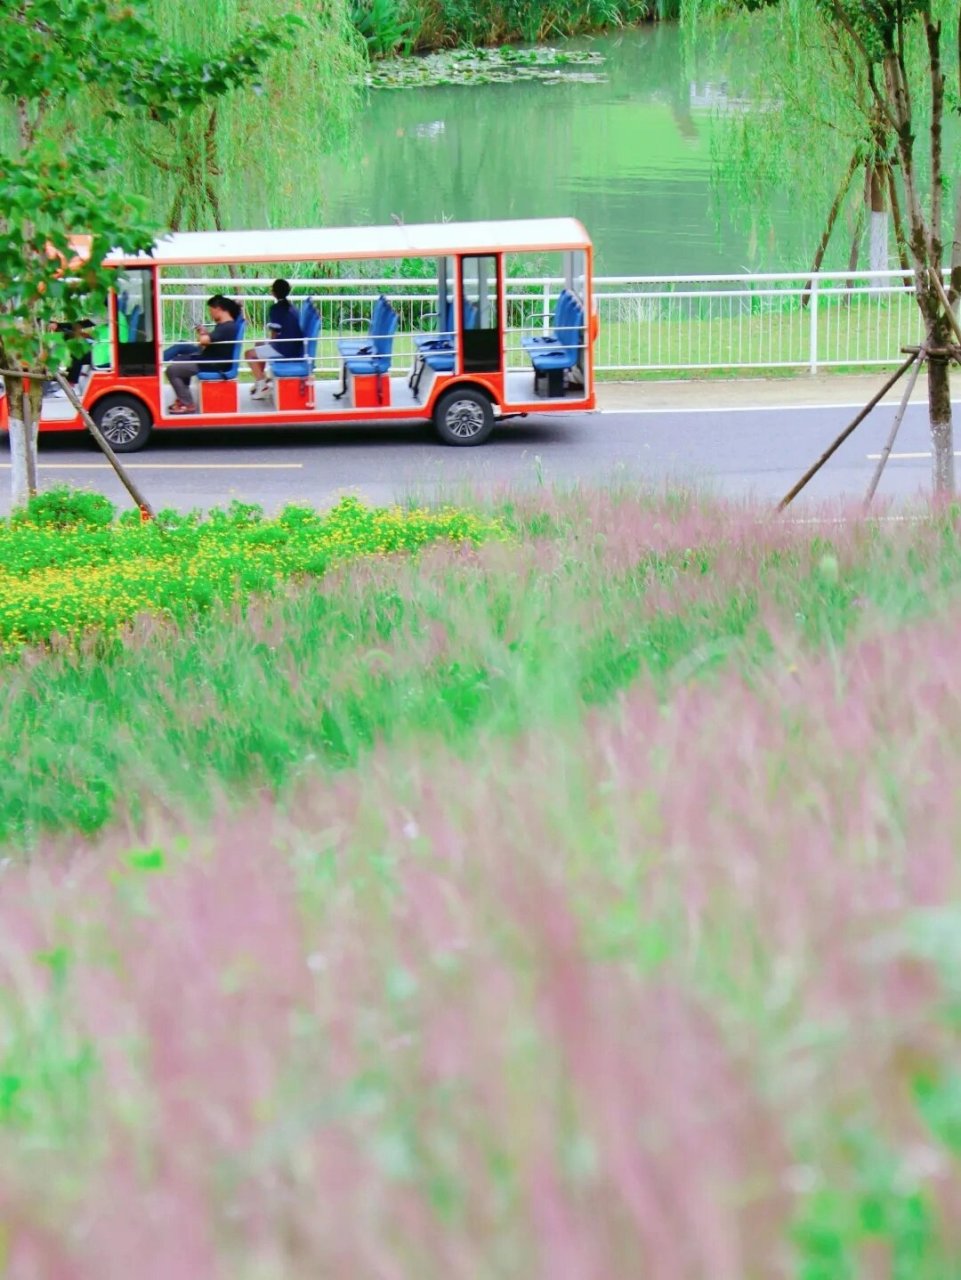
[868,162,889,283]
[844,202,865,300]
[7,376,38,509]
[887,165,912,282]
[927,354,954,497]
[8,415,31,510]
[802,150,860,307]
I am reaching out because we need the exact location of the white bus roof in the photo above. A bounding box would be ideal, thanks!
[108,218,591,267]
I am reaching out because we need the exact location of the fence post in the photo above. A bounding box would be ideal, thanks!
[543,282,551,332]
[809,274,819,375]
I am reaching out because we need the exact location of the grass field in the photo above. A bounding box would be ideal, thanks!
[3,485,961,1276]
[590,293,926,378]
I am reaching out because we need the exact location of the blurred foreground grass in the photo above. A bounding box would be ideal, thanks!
[3,487,961,1276]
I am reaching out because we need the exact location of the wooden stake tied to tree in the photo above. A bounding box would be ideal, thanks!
[687,0,960,496]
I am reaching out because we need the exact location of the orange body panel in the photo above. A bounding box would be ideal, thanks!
[275,378,313,411]
[352,373,391,409]
[199,380,239,414]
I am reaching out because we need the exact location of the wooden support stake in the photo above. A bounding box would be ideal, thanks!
[863,349,924,507]
[776,352,918,512]
[928,269,961,349]
[53,373,155,520]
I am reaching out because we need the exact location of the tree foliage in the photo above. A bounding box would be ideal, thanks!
[99,0,368,231]
[684,0,961,492]
[0,0,339,505]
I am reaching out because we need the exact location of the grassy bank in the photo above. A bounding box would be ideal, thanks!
[351,0,672,58]
[3,487,961,1274]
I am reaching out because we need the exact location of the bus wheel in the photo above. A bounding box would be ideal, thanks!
[92,394,153,453]
[433,388,494,446]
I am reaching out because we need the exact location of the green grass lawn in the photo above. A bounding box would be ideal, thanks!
[591,292,926,377]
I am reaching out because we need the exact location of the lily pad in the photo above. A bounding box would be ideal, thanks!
[365,45,607,90]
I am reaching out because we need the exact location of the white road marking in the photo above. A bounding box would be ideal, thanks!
[865,451,961,461]
[0,462,304,470]
[597,398,961,416]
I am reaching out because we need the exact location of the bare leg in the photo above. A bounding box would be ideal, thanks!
[246,348,267,382]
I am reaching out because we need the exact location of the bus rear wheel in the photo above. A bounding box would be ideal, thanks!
[91,394,153,453]
[433,387,494,446]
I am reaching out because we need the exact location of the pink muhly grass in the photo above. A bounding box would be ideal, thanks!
[6,504,961,1270]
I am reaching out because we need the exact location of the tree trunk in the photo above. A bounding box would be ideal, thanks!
[868,163,889,285]
[801,150,860,307]
[7,375,39,509]
[927,355,954,497]
[844,204,865,301]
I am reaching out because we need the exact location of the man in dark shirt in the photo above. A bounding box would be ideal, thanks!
[245,279,305,399]
[166,294,241,413]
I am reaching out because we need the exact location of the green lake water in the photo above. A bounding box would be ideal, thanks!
[319,24,821,276]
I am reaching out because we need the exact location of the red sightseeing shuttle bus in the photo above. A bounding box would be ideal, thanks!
[0,218,597,451]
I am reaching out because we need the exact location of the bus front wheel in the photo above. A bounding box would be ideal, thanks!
[433,388,494,446]
[92,394,153,453]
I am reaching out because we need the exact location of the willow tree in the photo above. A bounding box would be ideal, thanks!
[101,0,367,232]
[684,0,961,494]
[1,0,306,507]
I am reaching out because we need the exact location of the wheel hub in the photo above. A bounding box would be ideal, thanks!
[445,398,485,438]
[99,405,141,445]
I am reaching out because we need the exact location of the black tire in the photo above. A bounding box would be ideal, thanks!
[91,393,153,453]
[433,387,495,446]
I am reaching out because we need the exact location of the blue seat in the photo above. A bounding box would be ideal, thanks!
[198,317,246,381]
[410,300,479,398]
[521,289,575,354]
[271,299,320,379]
[334,300,398,401]
[337,295,393,359]
[414,297,454,354]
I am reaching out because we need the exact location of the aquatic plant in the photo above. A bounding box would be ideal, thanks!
[365,43,607,88]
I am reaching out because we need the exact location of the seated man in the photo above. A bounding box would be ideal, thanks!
[245,278,305,399]
[165,295,242,414]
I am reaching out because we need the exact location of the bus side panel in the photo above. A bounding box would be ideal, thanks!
[37,375,164,434]
[423,372,505,414]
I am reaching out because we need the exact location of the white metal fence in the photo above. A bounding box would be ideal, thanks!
[159,268,927,377]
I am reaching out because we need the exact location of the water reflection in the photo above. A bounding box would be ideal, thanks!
[320,24,814,275]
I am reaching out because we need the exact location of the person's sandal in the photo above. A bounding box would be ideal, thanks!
[169,401,197,415]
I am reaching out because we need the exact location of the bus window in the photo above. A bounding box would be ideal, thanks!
[116,268,158,377]
[459,254,500,374]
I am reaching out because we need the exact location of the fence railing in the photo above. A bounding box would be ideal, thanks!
[159,268,927,377]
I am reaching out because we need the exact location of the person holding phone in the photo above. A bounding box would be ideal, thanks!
[165,294,241,414]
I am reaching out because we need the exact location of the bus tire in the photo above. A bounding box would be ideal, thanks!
[91,394,153,453]
[433,387,494,446]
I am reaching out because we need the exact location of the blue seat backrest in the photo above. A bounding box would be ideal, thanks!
[555,296,583,361]
[441,296,453,335]
[553,289,574,331]
[462,300,479,331]
[370,294,393,341]
[127,304,142,341]
[224,316,245,377]
[300,299,321,362]
[372,301,398,357]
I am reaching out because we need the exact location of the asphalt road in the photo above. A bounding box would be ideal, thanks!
[1,401,955,515]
